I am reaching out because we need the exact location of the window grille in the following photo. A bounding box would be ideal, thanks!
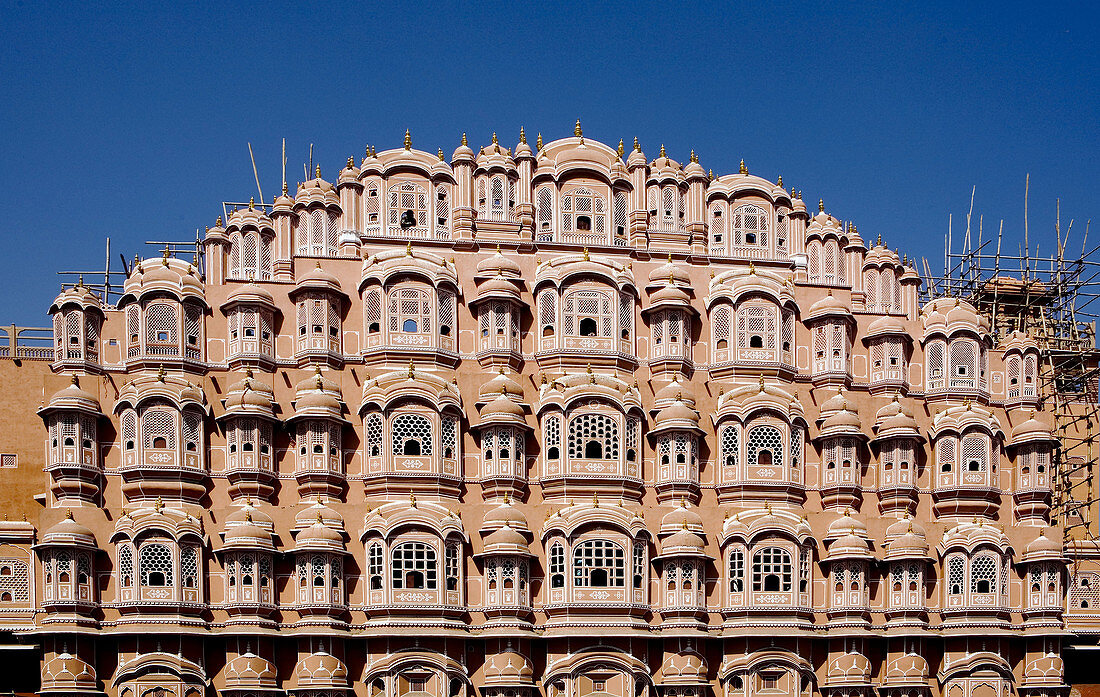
[927,341,945,387]
[632,540,646,583]
[950,340,976,383]
[567,413,619,460]
[539,290,556,331]
[139,543,173,586]
[391,413,432,456]
[389,182,428,232]
[948,555,965,594]
[119,545,133,587]
[971,555,997,593]
[572,539,625,587]
[619,293,632,339]
[737,304,776,352]
[437,290,454,335]
[545,415,561,457]
[807,242,821,282]
[441,416,457,459]
[563,289,613,337]
[366,413,383,454]
[391,541,437,589]
[146,303,177,345]
[613,190,628,237]
[720,425,739,468]
[435,186,450,232]
[445,542,460,585]
[746,425,782,468]
[549,542,565,578]
[752,547,792,592]
[183,410,202,453]
[732,204,768,245]
[181,546,198,588]
[490,177,505,218]
[0,559,28,601]
[713,305,731,346]
[368,543,382,581]
[961,435,988,472]
[728,548,745,592]
[710,207,726,253]
[390,287,431,334]
[142,410,176,449]
[864,270,879,310]
[536,187,553,237]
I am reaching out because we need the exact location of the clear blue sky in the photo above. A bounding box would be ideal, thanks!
[1,1,1096,328]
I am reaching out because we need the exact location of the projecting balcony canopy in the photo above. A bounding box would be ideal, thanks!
[360,247,460,291]
[360,497,466,542]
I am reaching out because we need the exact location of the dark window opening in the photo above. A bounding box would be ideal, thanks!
[579,318,598,336]
[584,440,603,459]
[402,440,422,456]
[749,335,764,348]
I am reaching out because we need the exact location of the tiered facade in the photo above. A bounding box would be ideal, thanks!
[0,124,1088,697]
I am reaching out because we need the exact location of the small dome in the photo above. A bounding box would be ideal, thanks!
[294,366,342,396]
[826,510,869,539]
[884,518,930,560]
[1011,413,1055,446]
[660,528,706,555]
[648,281,692,308]
[480,390,525,418]
[866,315,908,339]
[295,515,345,551]
[827,533,872,560]
[293,262,343,295]
[43,376,102,415]
[648,258,691,287]
[653,398,701,432]
[1024,653,1065,686]
[42,513,96,547]
[883,653,929,686]
[653,377,696,408]
[295,386,342,414]
[479,369,524,403]
[222,372,277,417]
[295,651,349,689]
[827,651,872,685]
[476,248,522,278]
[660,502,703,534]
[476,275,521,303]
[820,408,863,436]
[659,649,708,685]
[41,653,97,692]
[484,649,534,685]
[482,497,529,532]
[1024,529,1063,562]
[483,524,530,553]
[224,281,275,308]
[806,291,852,321]
[223,515,274,550]
[224,653,278,689]
[226,500,274,528]
[294,498,343,529]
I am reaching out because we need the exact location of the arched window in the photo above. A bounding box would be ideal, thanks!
[389,287,431,334]
[947,554,965,595]
[737,303,777,360]
[435,185,451,234]
[927,340,945,390]
[971,555,997,595]
[728,548,745,592]
[561,187,606,239]
[389,182,428,233]
[563,289,613,338]
[747,425,782,469]
[752,547,792,592]
[544,415,561,462]
[368,543,383,590]
[119,545,134,588]
[549,542,565,588]
[365,413,383,458]
[536,186,554,238]
[392,541,437,590]
[146,302,178,348]
[712,304,732,359]
[139,543,173,588]
[720,424,739,470]
[732,204,768,246]
[572,539,625,587]
[962,434,988,474]
[567,413,619,461]
[142,409,176,451]
[710,206,726,254]
[391,413,432,457]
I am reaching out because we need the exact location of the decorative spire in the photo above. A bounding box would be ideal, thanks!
[404,129,412,150]
[409,493,417,508]
[519,126,526,144]
[491,132,498,145]
[592,492,599,507]
[65,509,73,520]
[777,175,783,187]
[315,164,321,178]
[282,181,288,194]
[461,132,468,146]
[818,198,825,212]
[617,139,624,157]
[633,136,640,152]
[536,132,543,150]
[157,366,166,382]
[708,169,714,180]
[408,360,416,380]
[690,149,697,163]
[659,143,666,158]
[438,148,445,161]
[582,247,590,261]
[739,159,747,174]
[405,241,413,257]
[347,156,354,169]
[70,374,79,386]
[154,496,164,513]
[574,119,582,137]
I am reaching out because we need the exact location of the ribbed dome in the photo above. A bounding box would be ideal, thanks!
[827,510,869,539]
[479,369,524,403]
[648,258,691,287]
[482,497,529,532]
[224,653,278,689]
[653,398,701,431]
[1024,529,1063,562]
[295,651,348,689]
[43,376,101,414]
[41,653,97,692]
[649,281,692,307]
[660,527,706,554]
[294,262,342,294]
[476,248,522,277]
[660,501,703,534]
[225,281,275,307]
[42,513,96,547]
[484,649,534,685]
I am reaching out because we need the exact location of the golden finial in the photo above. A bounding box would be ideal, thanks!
[574,119,582,137]
[346,156,354,169]
[408,361,415,380]
[877,233,882,246]
[540,373,547,385]
[592,493,599,507]
[690,149,698,163]
[536,132,543,150]
[437,148,444,161]
[282,181,288,195]
[633,136,640,152]
[659,143,666,158]
[617,139,624,157]
[582,247,590,261]
[404,129,412,150]
[157,366,166,382]
[65,509,73,520]
[764,502,772,514]
[70,374,78,386]
[315,164,321,178]
[749,262,756,275]
[248,196,255,210]
[405,241,413,257]
[409,493,417,508]
[492,132,498,145]
[758,376,765,392]
[818,199,825,212]
[461,132,468,147]
[519,126,527,144]
[708,169,714,181]
[245,511,253,523]
[154,496,164,512]
[162,246,170,265]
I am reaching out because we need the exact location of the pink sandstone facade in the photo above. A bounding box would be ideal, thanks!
[0,124,1096,697]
